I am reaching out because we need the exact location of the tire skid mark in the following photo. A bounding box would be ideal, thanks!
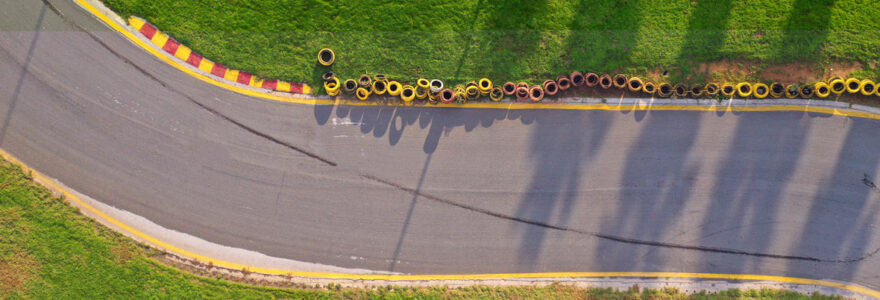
[362,174,880,263]
[40,0,337,167]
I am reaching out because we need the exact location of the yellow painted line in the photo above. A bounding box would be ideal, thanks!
[1,145,879,296]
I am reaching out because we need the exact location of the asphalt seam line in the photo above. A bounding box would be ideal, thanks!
[0,0,859,297]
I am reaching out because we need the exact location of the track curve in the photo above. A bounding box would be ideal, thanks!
[2,0,880,290]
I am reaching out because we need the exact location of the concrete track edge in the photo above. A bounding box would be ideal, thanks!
[4,0,869,298]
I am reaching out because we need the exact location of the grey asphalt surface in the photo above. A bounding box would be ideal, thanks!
[3,0,880,290]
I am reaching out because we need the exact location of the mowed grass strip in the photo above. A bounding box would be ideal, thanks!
[101,0,880,93]
[0,158,848,299]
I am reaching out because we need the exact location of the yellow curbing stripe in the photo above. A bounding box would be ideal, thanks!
[223,69,239,82]
[173,45,191,61]
[0,143,879,297]
[150,31,169,48]
[197,59,214,74]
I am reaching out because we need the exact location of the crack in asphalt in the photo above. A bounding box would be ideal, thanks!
[362,174,880,264]
[41,0,337,167]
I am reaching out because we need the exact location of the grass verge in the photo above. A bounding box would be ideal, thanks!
[0,158,851,299]
[100,0,880,92]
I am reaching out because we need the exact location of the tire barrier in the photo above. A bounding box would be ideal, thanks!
[490,86,504,102]
[571,72,585,86]
[543,80,559,96]
[318,48,335,66]
[785,85,799,98]
[753,83,769,99]
[387,81,402,96]
[736,82,753,98]
[133,16,880,103]
[557,75,572,91]
[862,79,877,96]
[799,85,815,98]
[627,77,644,92]
[502,82,516,95]
[769,82,784,98]
[613,74,627,89]
[690,85,704,98]
[401,85,416,102]
[721,83,736,97]
[705,83,719,97]
[372,79,387,95]
[814,82,831,98]
[515,85,529,101]
[342,79,357,94]
[599,74,613,89]
[415,86,428,99]
[642,81,657,95]
[356,87,370,100]
[585,73,599,87]
[529,85,545,102]
[846,78,862,94]
[430,79,444,93]
[358,75,372,88]
[658,83,673,98]
[829,78,846,94]
[439,89,455,103]
[673,83,688,98]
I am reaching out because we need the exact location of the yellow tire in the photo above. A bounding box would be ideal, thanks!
[401,85,416,102]
[720,83,736,97]
[415,86,428,99]
[372,79,388,95]
[704,83,719,96]
[768,82,784,98]
[735,82,753,98]
[356,87,370,100]
[317,48,334,66]
[657,83,673,98]
[642,81,657,95]
[829,78,846,94]
[465,85,479,100]
[627,77,644,92]
[478,78,493,93]
[784,85,798,98]
[860,79,876,96]
[814,82,831,98]
[417,78,430,89]
[489,86,503,102]
[323,77,340,94]
[673,83,688,97]
[845,78,861,93]
[753,83,769,99]
[327,88,339,97]
[387,81,402,96]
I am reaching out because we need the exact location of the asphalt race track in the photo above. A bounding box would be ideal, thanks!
[2,0,880,290]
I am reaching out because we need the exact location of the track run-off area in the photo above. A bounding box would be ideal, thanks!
[2,0,880,296]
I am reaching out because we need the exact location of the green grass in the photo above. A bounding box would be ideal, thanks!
[100,0,880,93]
[0,158,849,299]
